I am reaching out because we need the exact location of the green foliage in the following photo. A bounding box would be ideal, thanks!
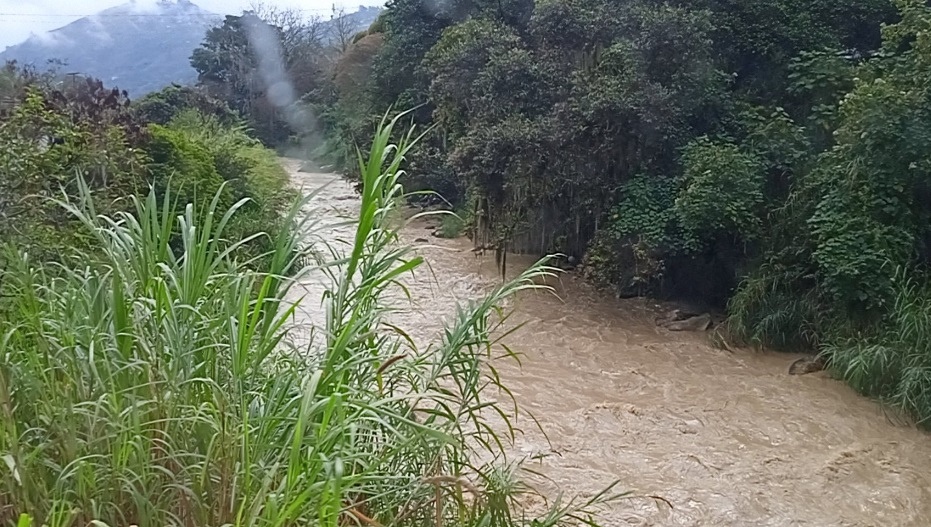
[369,0,448,112]
[0,68,293,272]
[718,0,931,424]
[0,86,145,260]
[437,211,466,238]
[424,18,527,128]
[145,123,230,211]
[610,176,687,253]
[133,84,237,126]
[682,0,894,97]
[190,15,260,107]
[312,33,386,175]
[165,110,294,260]
[725,262,825,351]
[825,268,931,426]
[190,12,327,146]
[787,50,858,141]
[676,138,764,241]
[318,0,931,423]
[0,116,615,527]
[802,1,931,317]
[585,175,686,292]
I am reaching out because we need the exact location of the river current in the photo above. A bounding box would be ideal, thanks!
[285,161,931,526]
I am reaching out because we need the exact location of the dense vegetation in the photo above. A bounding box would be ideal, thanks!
[0,65,292,266]
[312,0,931,425]
[187,6,381,148]
[6,2,931,521]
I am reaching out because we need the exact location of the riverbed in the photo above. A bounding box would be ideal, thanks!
[285,161,931,527]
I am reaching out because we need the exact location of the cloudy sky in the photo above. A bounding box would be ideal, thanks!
[0,0,383,47]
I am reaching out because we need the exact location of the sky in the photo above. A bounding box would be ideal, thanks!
[0,0,383,48]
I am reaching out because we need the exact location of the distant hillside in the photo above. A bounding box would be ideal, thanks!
[0,1,221,97]
[326,6,383,43]
[0,1,385,98]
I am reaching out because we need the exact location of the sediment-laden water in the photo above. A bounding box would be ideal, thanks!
[286,161,931,527]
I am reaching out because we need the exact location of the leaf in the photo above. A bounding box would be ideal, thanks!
[2,454,21,485]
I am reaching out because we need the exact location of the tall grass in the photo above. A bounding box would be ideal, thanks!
[0,113,614,526]
[723,262,824,351]
[824,267,931,426]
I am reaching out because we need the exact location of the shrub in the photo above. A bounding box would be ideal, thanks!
[437,210,466,238]
[165,110,294,260]
[144,123,230,212]
[133,85,238,127]
[0,87,145,261]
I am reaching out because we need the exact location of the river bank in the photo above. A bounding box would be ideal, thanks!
[285,160,931,526]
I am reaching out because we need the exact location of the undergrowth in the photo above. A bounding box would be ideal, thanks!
[723,262,824,351]
[725,261,931,427]
[437,211,467,239]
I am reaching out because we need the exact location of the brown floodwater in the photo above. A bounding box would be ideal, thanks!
[285,162,931,527]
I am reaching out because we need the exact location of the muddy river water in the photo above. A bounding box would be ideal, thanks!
[286,162,931,526]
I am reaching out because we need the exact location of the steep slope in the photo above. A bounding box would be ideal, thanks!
[0,0,221,97]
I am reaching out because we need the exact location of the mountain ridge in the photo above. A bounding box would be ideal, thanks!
[1,0,221,96]
[0,1,383,98]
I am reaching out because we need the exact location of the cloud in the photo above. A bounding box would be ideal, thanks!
[123,0,168,13]
[29,30,73,47]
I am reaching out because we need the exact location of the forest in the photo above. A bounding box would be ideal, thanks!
[310,0,931,425]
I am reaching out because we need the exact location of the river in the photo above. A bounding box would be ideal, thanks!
[285,161,931,527]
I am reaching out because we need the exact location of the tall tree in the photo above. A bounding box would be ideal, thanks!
[191,10,329,145]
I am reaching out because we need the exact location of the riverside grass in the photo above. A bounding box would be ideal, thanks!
[0,113,618,527]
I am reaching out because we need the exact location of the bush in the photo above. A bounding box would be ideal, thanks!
[437,210,466,238]
[583,175,693,295]
[164,110,294,260]
[145,123,230,212]
[0,73,291,271]
[0,87,145,261]
[133,85,238,127]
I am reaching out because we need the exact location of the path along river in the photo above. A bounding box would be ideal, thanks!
[285,161,931,526]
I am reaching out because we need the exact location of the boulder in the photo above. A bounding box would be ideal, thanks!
[788,357,825,375]
[657,312,712,332]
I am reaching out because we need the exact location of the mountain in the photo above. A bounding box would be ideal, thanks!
[0,1,385,98]
[0,0,221,97]
[339,5,383,28]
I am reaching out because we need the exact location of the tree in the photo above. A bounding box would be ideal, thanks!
[191,10,330,145]
[191,15,261,118]
[328,6,357,53]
